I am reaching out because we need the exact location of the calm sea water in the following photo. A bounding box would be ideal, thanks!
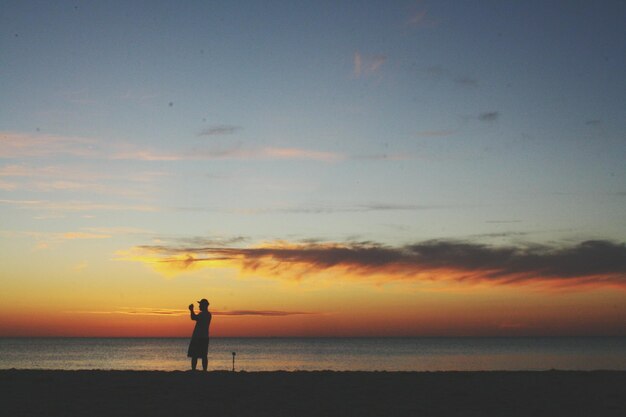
[1,337,625,371]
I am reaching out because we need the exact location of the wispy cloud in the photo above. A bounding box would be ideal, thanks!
[111,149,184,161]
[0,164,159,183]
[422,67,479,89]
[415,130,457,138]
[478,111,500,122]
[118,90,159,101]
[408,10,428,26]
[370,55,387,72]
[61,89,97,105]
[0,165,101,192]
[0,165,31,177]
[351,153,413,161]
[359,203,440,211]
[73,261,89,272]
[198,125,241,136]
[406,6,438,28]
[261,147,341,161]
[0,164,167,197]
[82,226,152,235]
[163,235,249,247]
[71,307,318,317]
[63,232,111,240]
[0,230,111,250]
[485,220,522,224]
[70,308,187,316]
[353,52,387,78]
[0,179,17,190]
[0,132,99,158]
[214,310,317,317]
[232,202,444,215]
[425,66,444,77]
[112,145,343,162]
[467,231,530,239]
[0,199,158,212]
[2,227,152,251]
[165,202,443,216]
[353,52,362,77]
[120,239,626,289]
[2,132,342,163]
[454,77,479,87]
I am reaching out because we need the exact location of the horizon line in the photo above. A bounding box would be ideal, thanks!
[1,335,624,339]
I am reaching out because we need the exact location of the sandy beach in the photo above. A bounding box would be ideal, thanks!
[1,370,625,417]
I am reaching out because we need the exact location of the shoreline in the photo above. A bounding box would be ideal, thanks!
[2,335,625,338]
[2,370,625,416]
[3,368,626,372]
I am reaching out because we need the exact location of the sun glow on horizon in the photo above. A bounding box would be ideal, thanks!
[1,1,626,339]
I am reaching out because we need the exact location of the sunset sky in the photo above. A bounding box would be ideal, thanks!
[1,0,625,337]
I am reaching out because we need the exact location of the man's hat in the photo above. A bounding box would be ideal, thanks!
[197,298,209,305]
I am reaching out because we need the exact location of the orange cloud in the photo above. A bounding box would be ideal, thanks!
[70,307,318,317]
[62,232,111,240]
[114,151,183,161]
[119,239,626,289]
[260,147,342,161]
[406,8,438,28]
[0,163,167,199]
[0,132,98,158]
[408,10,427,26]
[353,52,362,77]
[112,146,342,162]
[353,51,387,78]
[1,131,341,163]
[0,179,16,190]
[0,198,158,212]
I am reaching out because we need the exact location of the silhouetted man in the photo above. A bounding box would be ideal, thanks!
[187,298,212,371]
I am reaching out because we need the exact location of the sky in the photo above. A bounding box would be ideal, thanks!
[1,0,625,337]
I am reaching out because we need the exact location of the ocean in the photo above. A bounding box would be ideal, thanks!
[1,337,625,372]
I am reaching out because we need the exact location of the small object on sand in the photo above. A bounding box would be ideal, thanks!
[232,352,236,372]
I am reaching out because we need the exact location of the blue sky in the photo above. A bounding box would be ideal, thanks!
[1,0,625,255]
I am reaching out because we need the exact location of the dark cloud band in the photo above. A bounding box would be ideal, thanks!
[137,239,626,286]
[198,125,240,136]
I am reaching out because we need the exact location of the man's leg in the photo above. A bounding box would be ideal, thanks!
[191,357,198,370]
[201,356,208,371]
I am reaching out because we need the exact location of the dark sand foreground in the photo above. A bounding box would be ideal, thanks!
[2,370,625,417]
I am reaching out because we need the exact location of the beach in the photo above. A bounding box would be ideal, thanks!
[1,370,625,417]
